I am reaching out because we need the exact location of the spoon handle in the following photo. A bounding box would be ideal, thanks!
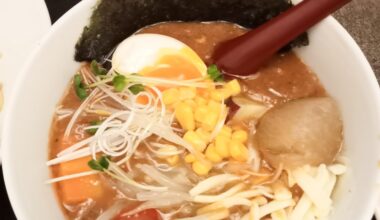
[214,0,351,75]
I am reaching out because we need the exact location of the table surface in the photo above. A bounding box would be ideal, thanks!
[334,0,380,83]
[1,0,379,219]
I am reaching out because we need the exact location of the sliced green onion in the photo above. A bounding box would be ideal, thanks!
[88,156,109,171]
[86,120,102,135]
[98,156,110,169]
[113,75,127,92]
[207,64,224,82]
[74,74,82,87]
[88,159,104,171]
[90,60,107,76]
[129,84,145,95]
[73,74,88,100]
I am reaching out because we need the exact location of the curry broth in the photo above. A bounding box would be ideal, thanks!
[140,22,325,105]
[49,79,117,219]
[50,22,326,219]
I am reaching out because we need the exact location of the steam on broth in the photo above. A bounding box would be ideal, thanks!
[48,22,344,220]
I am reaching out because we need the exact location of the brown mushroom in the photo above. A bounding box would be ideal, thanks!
[256,97,343,169]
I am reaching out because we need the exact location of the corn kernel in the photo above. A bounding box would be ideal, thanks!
[194,96,208,106]
[183,131,207,152]
[229,140,248,162]
[210,88,231,101]
[219,125,232,137]
[175,102,195,131]
[192,160,212,176]
[184,99,197,111]
[194,105,209,123]
[198,100,222,131]
[225,79,241,96]
[208,100,222,114]
[201,112,219,131]
[162,88,179,105]
[166,155,179,166]
[179,87,196,100]
[205,144,223,163]
[195,128,211,142]
[198,89,210,99]
[185,154,196,163]
[215,135,230,158]
[231,130,248,143]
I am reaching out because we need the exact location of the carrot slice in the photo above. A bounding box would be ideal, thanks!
[59,174,102,204]
[57,137,103,204]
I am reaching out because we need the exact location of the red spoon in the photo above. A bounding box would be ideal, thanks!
[213,0,352,76]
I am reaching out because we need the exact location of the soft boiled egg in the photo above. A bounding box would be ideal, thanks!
[112,34,207,80]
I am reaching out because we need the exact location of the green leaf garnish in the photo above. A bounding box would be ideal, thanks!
[88,159,104,171]
[88,156,110,171]
[73,74,88,100]
[74,74,82,87]
[86,120,102,135]
[207,64,224,82]
[90,60,107,76]
[112,75,127,92]
[129,84,145,95]
[98,156,110,169]
[76,87,88,100]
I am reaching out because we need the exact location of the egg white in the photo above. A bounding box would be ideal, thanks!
[112,33,206,76]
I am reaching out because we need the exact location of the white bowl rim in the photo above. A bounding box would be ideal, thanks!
[1,1,95,219]
[0,0,51,161]
[2,0,380,219]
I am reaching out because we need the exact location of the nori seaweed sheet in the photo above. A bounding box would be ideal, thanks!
[75,0,308,62]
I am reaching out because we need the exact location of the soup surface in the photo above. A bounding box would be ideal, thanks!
[49,22,343,220]
[139,22,325,105]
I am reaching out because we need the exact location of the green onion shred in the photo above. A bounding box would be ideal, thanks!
[207,64,224,82]
[73,74,88,100]
[88,156,110,171]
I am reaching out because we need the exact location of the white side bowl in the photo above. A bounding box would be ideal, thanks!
[0,0,51,160]
[3,0,380,219]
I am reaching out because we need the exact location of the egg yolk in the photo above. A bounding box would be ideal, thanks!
[141,55,202,80]
[137,48,205,104]
[140,48,205,80]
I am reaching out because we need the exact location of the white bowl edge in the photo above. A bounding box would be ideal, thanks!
[295,16,380,220]
[2,0,97,219]
[2,0,380,219]
[0,0,51,161]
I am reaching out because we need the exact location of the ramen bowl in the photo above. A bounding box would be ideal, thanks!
[2,0,380,219]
